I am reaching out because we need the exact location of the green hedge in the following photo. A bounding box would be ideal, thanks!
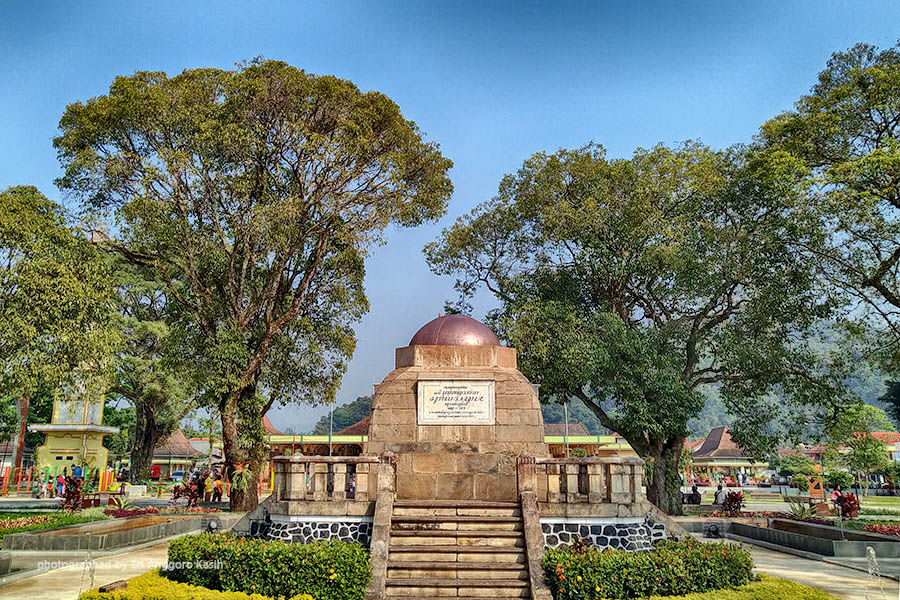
[164,534,369,600]
[543,540,753,600]
[80,569,312,600]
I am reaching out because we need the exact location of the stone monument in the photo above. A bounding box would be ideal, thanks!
[365,314,548,502]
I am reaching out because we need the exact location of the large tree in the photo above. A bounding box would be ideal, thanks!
[826,403,893,492]
[109,260,194,483]
[760,42,900,369]
[0,186,119,469]
[426,143,849,513]
[55,60,453,510]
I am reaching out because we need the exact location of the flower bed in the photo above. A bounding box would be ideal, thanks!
[165,533,369,600]
[79,569,312,600]
[0,510,110,542]
[699,510,790,519]
[103,506,221,518]
[543,539,753,599]
[863,523,900,536]
[104,508,160,518]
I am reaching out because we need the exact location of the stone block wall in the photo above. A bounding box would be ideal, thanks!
[366,344,549,502]
[249,516,373,546]
[541,517,667,551]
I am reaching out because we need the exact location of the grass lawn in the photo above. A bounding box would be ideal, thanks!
[0,510,109,542]
[859,495,900,506]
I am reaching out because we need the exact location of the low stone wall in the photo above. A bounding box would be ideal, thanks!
[249,516,373,546]
[540,517,666,550]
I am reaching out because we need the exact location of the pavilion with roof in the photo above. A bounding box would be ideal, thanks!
[689,425,769,484]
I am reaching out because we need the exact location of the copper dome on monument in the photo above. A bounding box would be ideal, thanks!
[409,315,501,347]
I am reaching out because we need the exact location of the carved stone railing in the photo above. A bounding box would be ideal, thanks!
[530,456,644,505]
[272,455,379,503]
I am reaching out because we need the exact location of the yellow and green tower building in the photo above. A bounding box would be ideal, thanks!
[29,368,119,473]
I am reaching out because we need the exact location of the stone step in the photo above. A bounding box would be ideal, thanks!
[388,561,527,571]
[386,591,530,599]
[390,528,524,548]
[393,515,522,523]
[393,505,522,518]
[387,550,526,564]
[391,528,522,538]
[388,567,530,581]
[391,535,525,548]
[394,500,520,509]
[385,578,530,598]
[392,515,523,532]
[389,545,527,559]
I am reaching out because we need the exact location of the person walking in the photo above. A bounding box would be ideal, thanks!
[212,475,224,503]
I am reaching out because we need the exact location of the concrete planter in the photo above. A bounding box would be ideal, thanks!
[1,514,233,552]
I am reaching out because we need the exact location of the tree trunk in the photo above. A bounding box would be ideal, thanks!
[11,395,29,472]
[130,401,159,484]
[644,438,685,515]
[220,387,263,513]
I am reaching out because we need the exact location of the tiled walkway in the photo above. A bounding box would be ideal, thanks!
[0,535,895,600]
[0,541,169,600]
[747,544,897,600]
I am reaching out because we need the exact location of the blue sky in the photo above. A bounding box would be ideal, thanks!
[2,1,898,431]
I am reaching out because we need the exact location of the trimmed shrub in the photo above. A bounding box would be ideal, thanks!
[792,474,810,492]
[543,539,753,600]
[825,471,853,491]
[165,533,369,600]
[79,569,313,600]
[721,491,745,515]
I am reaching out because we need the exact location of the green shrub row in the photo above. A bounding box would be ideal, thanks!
[164,533,369,600]
[543,539,754,600]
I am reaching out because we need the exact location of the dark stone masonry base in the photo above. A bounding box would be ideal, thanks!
[541,518,667,551]
[249,518,373,546]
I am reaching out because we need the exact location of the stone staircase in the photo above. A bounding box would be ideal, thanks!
[385,499,532,599]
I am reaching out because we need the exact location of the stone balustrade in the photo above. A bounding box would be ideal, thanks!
[530,456,644,505]
[272,455,380,503]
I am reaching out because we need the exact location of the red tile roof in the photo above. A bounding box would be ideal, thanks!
[871,431,900,444]
[262,414,282,435]
[335,416,370,436]
[154,429,202,458]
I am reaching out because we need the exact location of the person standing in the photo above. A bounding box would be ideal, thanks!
[56,468,66,496]
[714,485,726,505]
[204,472,214,503]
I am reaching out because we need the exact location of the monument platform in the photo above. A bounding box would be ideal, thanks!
[236,315,674,600]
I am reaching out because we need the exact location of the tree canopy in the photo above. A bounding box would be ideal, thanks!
[54,60,453,509]
[109,259,195,482]
[426,142,850,513]
[0,186,119,399]
[761,41,900,369]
